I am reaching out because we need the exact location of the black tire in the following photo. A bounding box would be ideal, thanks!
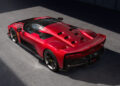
[44,50,59,72]
[10,28,18,43]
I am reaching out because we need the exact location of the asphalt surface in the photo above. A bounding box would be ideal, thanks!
[0,0,120,86]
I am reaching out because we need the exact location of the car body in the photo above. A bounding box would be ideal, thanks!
[8,16,106,71]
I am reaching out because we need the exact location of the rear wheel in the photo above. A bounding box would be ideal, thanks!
[10,28,18,43]
[44,50,59,72]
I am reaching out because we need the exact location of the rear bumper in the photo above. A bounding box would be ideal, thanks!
[63,47,104,69]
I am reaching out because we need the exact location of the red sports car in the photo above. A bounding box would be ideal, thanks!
[8,16,106,71]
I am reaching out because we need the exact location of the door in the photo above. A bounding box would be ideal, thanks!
[20,23,45,56]
[20,23,36,45]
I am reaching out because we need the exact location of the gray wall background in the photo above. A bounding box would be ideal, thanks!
[78,0,120,11]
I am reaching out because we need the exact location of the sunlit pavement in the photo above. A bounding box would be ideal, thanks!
[0,2,120,86]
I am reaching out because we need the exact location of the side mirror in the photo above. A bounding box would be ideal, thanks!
[17,28,22,32]
[57,17,63,21]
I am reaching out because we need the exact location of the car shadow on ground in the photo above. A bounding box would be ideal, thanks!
[18,41,120,85]
[0,58,25,86]
[17,43,46,66]
[58,48,120,85]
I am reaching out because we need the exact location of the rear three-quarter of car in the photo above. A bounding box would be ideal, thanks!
[43,22,106,70]
[7,16,106,72]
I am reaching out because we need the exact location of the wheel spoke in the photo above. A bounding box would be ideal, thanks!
[10,30,17,42]
[44,50,58,71]
[45,53,56,70]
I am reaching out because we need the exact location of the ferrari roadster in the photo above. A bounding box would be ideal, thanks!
[8,16,106,71]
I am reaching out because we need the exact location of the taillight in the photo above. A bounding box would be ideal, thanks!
[65,53,83,59]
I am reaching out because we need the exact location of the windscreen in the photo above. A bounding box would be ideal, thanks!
[34,18,60,27]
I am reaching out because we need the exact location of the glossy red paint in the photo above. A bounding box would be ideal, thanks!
[8,16,106,69]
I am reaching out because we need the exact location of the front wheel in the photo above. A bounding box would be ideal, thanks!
[10,28,18,43]
[44,50,59,72]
